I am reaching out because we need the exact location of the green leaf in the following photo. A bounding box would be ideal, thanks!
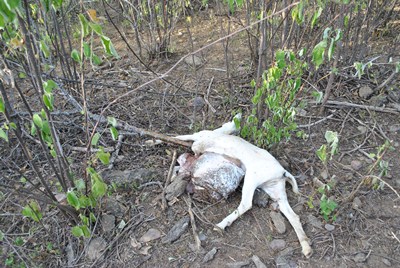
[81,225,91,237]
[92,54,102,65]
[110,126,118,141]
[0,97,5,113]
[312,91,323,103]
[96,149,110,165]
[14,237,24,246]
[71,49,81,64]
[71,226,84,237]
[18,72,26,78]
[312,40,327,69]
[43,80,57,93]
[40,40,50,58]
[78,14,89,37]
[33,114,43,129]
[0,230,4,241]
[316,144,327,164]
[311,7,323,29]
[21,201,42,222]
[107,116,117,127]
[0,128,8,142]
[4,0,20,10]
[89,22,103,36]
[50,149,56,158]
[92,179,107,198]
[31,122,37,136]
[91,132,101,146]
[67,190,81,210]
[101,36,119,58]
[83,42,91,58]
[43,93,54,111]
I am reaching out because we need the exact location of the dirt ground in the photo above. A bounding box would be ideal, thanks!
[1,8,400,268]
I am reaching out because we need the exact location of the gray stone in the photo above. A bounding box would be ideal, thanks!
[369,95,388,107]
[270,239,286,250]
[382,258,392,266]
[353,252,367,263]
[86,237,107,261]
[162,216,190,244]
[307,214,323,229]
[352,197,362,209]
[101,214,115,233]
[184,55,203,68]
[270,211,286,234]
[325,224,335,231]
[105,198,126,218]
[251,255,267,268]
[359,86,374,99]
[202,247,217,263]
[139,228,162,243]
[165,174,189,201]
[357,126,368,134]
[351,160,363,171]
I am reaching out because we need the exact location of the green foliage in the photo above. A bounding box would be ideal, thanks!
[22,201,43,222]
[241,49,306,148]
[312,28,342,69]
[317,130,339,165]
[318,185,338,222]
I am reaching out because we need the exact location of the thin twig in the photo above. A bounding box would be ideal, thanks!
[310,100,399,114]
[108,134,125,170]
[185,196,202,251]
[162,150,178,210]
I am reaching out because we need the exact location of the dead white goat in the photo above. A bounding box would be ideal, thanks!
[175,116,313,258]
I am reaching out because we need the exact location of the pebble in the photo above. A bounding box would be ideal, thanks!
[353,252,367,263]
[162,216,190,244]
[86,237,107,261]
[270,211,286,234]
[270,239,286,250]
[357,126,367,134]
[139,228,162,243]
[382,258,392,266]
[351,160,363,171]
[325,224,335,231]
[307,214,323,229]
[101,214,115,233]
[251,255,267,268]
[352,197,362,209]
[184,55,203,68]
[359,85,374,99]
[369,95,388,107]
[202,247,217,263]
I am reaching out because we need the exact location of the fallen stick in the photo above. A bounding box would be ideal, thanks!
[310,100,399,114]
[162,150,178,210]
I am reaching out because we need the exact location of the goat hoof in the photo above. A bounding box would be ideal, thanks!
[301,241,313,258]
[213,225,225,234]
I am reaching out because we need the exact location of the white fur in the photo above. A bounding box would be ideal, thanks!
[176,116,312,258]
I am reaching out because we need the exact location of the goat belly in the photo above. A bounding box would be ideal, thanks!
[190,152,244,201]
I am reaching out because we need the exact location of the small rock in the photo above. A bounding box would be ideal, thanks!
[359,86,374,99]
[226,260,251,268]
[353,252,367,263]
[307,214,323,229]
[86,237,107,261]
[352,197,362,209]
[105,198,126,218]
[101,214,115,233]
[165,174,189,201]
[162,216,190,244]
[277,247,294,257]
[369,95,388,107]
[382,258,392,266]
[325,224,335,231]
[189,97,205,112]
[202,247,217,263]
[351,160,363,171]
[320,169,329,180]
[139,228,162,243]
[357,126,368,134]
[184,55,203,68]
[270,239,286,250]
[270,211,286,234]
[253,189,269,207]
[251,255,267,268]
